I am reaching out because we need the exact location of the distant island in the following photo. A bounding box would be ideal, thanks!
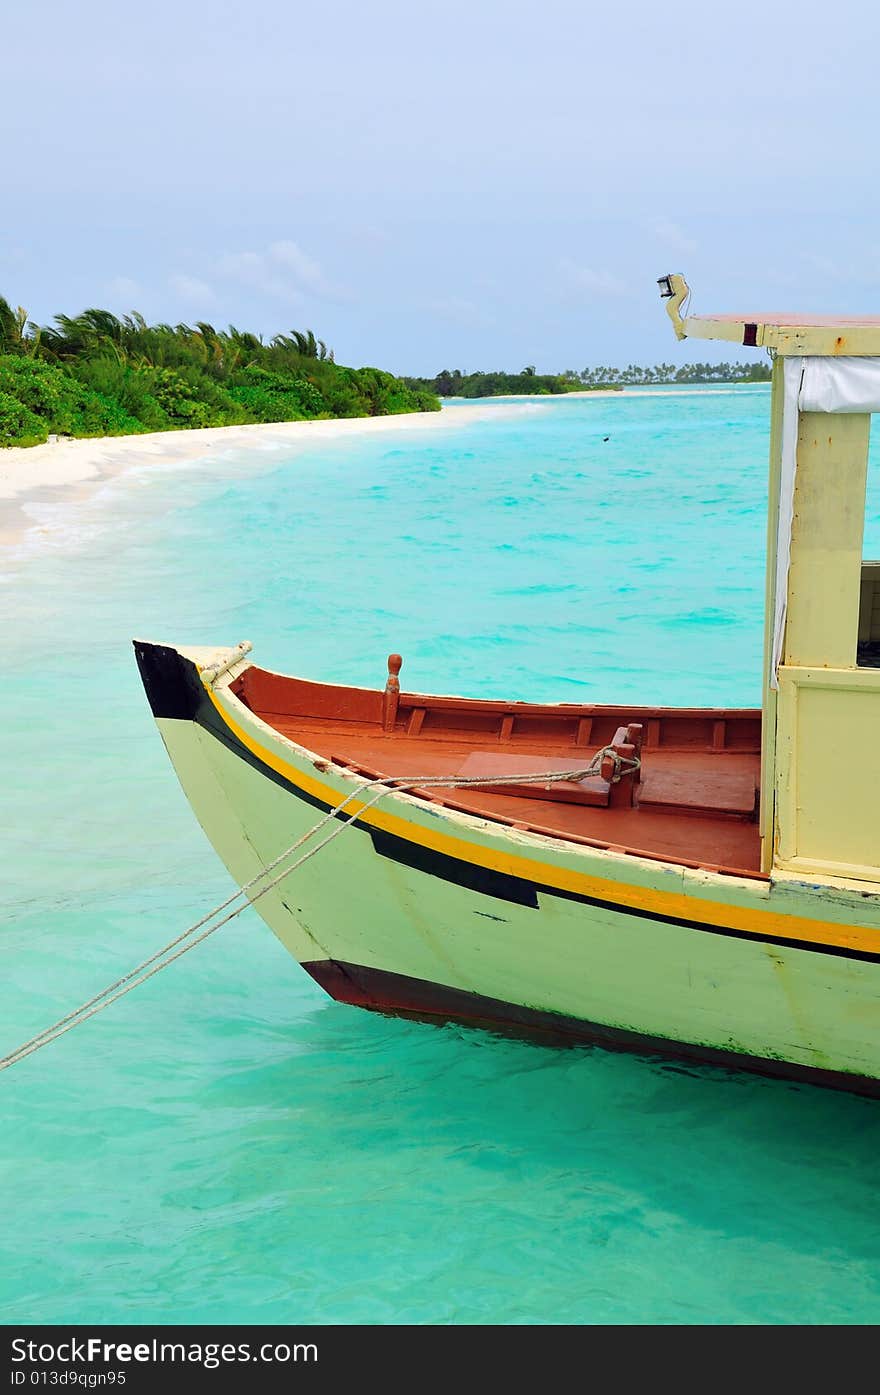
[405,361,772,398]
[0,295,440,448]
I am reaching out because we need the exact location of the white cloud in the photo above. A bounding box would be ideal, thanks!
[269,240,325,291]
[106,275,142,303]
[215,250,304,307]
[559,260,630,298]
[651,218,698,256]
[169,273,217,306]
[216,241,348,305]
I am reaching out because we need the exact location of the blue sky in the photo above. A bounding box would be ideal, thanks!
[4,0,878,373]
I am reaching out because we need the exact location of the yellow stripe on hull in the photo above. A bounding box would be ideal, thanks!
[205,684,880,960]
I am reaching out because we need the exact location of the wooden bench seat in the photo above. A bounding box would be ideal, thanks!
[637,768,756,817]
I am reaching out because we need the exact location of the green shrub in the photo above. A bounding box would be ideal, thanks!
[349,367,439,415]
[228,365,327,422]
[69,358,170,432]
[163,363,251,425]
[148,368,211,428]
[0,356,142,438]
[0,357,79,431]
[0,390,48,447]
[312,366,372,418]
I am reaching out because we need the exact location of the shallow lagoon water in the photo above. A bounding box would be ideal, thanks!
[4,387,880,1324]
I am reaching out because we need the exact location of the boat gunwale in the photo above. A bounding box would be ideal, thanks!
[236,659,763,725]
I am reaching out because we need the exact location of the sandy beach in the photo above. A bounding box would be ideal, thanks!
[0,387,762,549]
[0,403,533,547]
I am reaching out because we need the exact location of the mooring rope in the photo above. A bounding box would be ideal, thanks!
[1,746,639,1073]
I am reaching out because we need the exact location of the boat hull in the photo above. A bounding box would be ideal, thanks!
[137,642,880,1096]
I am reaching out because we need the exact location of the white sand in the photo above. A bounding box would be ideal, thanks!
[0,403,534,546]
[0,409,473,503]
[0,386,764,547]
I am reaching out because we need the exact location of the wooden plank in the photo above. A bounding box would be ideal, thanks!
[639,768,756,815]
[684,313,880,357]
[406,707,426,737]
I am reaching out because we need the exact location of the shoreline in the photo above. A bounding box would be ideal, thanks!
[0,385,769,549]
[0,403,530,549]
[447,384,770,402]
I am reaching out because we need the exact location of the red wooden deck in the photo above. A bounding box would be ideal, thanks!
[232,664,763,877]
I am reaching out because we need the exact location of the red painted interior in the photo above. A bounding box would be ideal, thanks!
[231,663,764,877]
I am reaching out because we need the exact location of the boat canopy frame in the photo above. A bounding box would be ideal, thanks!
[662,276,880,885]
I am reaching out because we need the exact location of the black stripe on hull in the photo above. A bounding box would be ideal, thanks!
[303,958,880,1099]
[132,640,880,966]
[369,827,540,907]
[134,642,206,721]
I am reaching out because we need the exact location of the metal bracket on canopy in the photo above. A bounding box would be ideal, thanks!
[658,273,690,340]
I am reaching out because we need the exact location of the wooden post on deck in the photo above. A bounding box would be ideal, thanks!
[383,653,402,733]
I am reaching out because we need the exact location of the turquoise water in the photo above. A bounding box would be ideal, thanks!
[4,387,880,1325]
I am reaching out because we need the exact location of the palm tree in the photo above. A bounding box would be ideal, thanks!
[272,329,330,360]
[0,295,39,354]
[227,326,262,354]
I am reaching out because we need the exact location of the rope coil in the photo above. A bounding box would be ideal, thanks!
[1,746,636,1073]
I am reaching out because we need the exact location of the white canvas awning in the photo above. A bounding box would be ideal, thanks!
[799,357,880,414]
[772,357,880,685]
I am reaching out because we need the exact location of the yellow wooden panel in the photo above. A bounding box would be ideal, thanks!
[775,667,880,879]
[784,413,870,668]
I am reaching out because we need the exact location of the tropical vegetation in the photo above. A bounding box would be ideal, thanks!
[411,367,583,398]
[0,295,440,448]
[407,360,771,398]
[575,361,771,387]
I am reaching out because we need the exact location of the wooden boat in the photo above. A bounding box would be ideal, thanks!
[134,280,880,1095]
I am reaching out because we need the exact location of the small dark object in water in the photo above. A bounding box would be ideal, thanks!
[603,436,610,442]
